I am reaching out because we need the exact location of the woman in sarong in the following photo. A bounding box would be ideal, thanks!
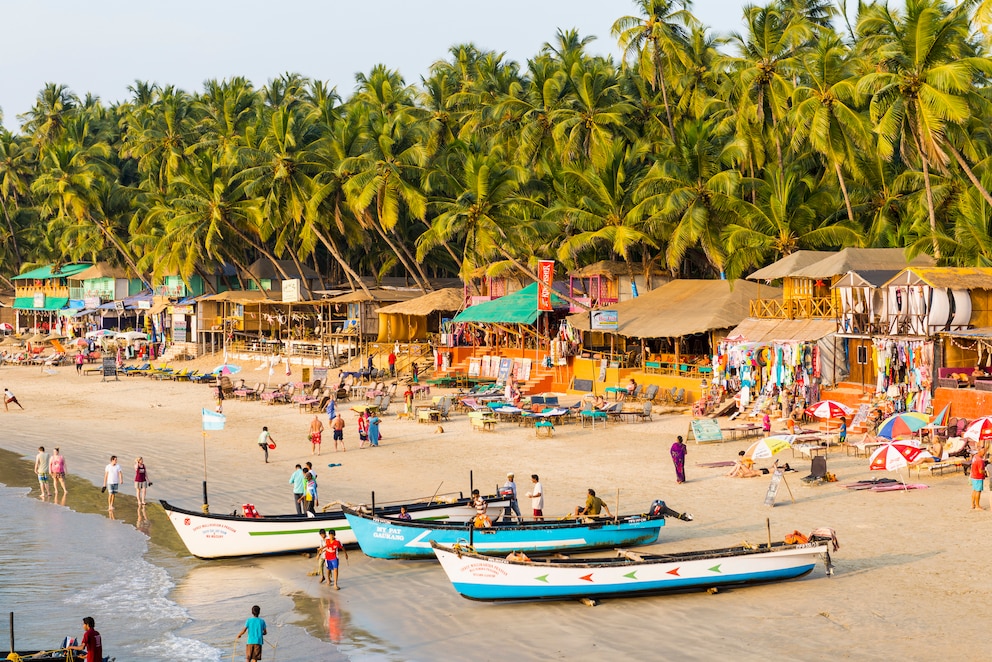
[670,435,687,484]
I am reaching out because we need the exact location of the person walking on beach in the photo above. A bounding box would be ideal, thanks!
[236,605,267,662]
[321,530,348,590]
[368,412,381,447]
[103,455,124,511]
[526,474,544,521]
[34,446,51,498]
[309,415,324,455]
[258,426,274,463]
[325,397,336,427]
[49,447,67,497]
[502,473,523,523]
[357,409,370,448]
[301,468,318,514]
[670,435,688,484]
[316,529,328,582]
[388,350,396,377]
[290,464,306,515]
[971,453,987,510]
[4,387,23,411]
[75,351,85,375]
[134,457,148,506]
[67,616,102,662]
[331,412,346,452]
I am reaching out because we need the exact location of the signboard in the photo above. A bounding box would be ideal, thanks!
[689,419,723,443]
[114,301,126,315]
[537,260,555,312]
[590,310,618,331]
[497,358,513,384]
[172,314,188,342]
[468,357,482,377]
[172,305,194,315]
[312,367,328,386]
[84,297,100,310]
[33,293,45,309]
[101,356,119,382]
[137,300,152,310]
[764,468,784,506]
[282,279,301,303]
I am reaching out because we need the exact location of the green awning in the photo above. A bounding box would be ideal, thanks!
[12,263,92,280]
[452,283,565,325]
[14,297,69,311]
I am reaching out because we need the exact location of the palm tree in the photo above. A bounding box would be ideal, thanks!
[612,0,697,140]
[19,83,79,148]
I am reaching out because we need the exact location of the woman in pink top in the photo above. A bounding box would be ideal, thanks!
[49,448,67,497]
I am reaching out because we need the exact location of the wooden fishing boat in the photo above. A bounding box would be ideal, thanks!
[161,492,510,559]
[4,650,105,661]
[342,500,692,560]
[430,537,834,602]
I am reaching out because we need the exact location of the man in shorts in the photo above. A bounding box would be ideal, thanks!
[236,605,267,662]
[4,387,23,411]
[971,453,988,510]
[332,412,346,452]
[321,530,348,590]
[102,455,124,511]
[34,446,51,498]
[526,474,544,521]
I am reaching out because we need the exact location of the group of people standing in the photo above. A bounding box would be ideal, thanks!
[33,447,149,512]
[289,462,322,515]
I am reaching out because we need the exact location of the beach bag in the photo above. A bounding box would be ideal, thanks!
[784,530,808,545]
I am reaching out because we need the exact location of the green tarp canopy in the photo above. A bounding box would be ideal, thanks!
[14,297,69,311]
[452,282,565,325]
[12,264,92,280]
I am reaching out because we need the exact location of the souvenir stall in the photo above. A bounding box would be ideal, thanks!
[714,339,825,419]
[870,338,934,413]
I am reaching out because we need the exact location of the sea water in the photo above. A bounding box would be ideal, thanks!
[0,483,221,660]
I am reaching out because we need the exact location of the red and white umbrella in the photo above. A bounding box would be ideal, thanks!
[805,400,853,419]
[963,416,992,442]
[868,442,926,472]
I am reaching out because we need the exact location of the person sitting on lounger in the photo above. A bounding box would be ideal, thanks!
[573,488,613,518]
[727,451,761,478]
[620,378,636,401]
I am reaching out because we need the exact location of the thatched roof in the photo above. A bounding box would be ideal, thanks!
[568,279,777,338]
[376,288,465,316]
[199,291,279,304]
[883,267,992,290]
[746,251,836,281]
[725,318,836,343]
[69,263,130,280]
[790,248,933,279]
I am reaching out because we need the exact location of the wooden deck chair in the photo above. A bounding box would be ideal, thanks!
[671,388,685,405]
[802,456,827,484]
[640,384,659,403]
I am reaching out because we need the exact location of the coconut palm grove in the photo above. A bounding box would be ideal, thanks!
[4,0,992,292]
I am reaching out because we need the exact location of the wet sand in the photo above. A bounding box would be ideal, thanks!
[1,362,987,660]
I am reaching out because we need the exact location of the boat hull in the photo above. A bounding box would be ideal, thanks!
[344,508,666,560]
[431,541,829,601]
[161,496,509,559]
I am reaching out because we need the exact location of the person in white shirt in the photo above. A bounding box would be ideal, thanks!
[102,455,124,511]
[526,474,544,521]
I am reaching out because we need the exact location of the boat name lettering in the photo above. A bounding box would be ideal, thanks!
[373,524,405,541]
[463,562,508,578]
[193,524,236,537]
[625,516,645,523]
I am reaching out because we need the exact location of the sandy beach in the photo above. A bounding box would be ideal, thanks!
[2,360,988,660]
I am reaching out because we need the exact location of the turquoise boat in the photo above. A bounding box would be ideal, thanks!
[342,500,692,560]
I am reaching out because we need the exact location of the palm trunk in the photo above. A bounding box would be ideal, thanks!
[364,211,428,291]
[653,45,677,141]
[286,250,314,298]
[226,224,293,282]
[392,229,433,291]
[314,224,373,298]
[913,128,941,260]
[946,144,992,209]
[0,196,22,268]
[92,217,150,287]
[192,263,219,294]
[834,161,855,225]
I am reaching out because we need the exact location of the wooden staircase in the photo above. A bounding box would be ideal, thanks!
[820,382,875,434]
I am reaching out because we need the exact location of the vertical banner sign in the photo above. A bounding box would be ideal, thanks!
[537,260,555,311]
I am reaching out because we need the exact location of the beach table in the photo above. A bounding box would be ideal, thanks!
[604,387,627,401]
[721,424,763,441]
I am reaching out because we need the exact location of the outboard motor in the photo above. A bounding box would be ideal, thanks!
[649,499,693,521]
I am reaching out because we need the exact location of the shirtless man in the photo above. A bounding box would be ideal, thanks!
[309,415,324,455]
[331,412,346,452]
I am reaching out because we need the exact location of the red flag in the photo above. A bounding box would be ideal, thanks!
[537,260,555,311]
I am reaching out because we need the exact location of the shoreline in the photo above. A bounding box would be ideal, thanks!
[2,364,989,659]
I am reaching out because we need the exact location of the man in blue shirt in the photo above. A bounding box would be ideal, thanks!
[325,397,336,426]
[289,465,306,515]
[236,605,267,662]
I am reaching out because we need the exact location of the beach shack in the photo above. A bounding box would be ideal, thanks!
[12,263,92,332]
[567,279,769,402]
[566,260,669,310]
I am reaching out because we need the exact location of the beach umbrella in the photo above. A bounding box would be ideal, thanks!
[85,329,115,338]
[805,400,853,419]
[963,416,992,442]
[0,322,13,331]
[116,331,148,342]
[868,441,926,473]
[744,435,794,461]
[876,412,929,440]
[211,363,242,375]
[931,404,950,427]
[69,337,90,347]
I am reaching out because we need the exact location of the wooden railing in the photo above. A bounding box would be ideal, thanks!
[749,297,836,319]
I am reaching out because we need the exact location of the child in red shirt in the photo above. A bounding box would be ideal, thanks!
[971,455,988,510]
[322,530,349,590]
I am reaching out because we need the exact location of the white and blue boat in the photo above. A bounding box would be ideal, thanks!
[342,500,692,560]
[430,536,834,602]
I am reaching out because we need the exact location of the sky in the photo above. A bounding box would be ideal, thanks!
[0,0,844,131]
